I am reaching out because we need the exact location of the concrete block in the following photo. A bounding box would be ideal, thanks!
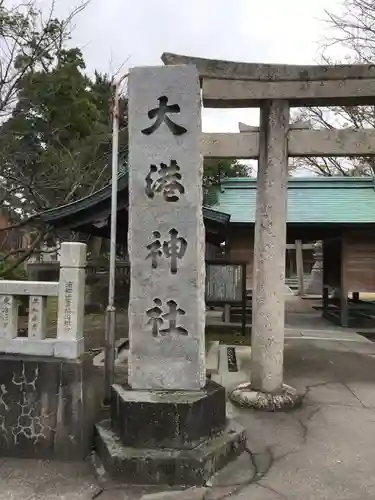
[140,487,207,499]
[0,338,55,356]
[93,338,128,367]
[54,338,85,359]
[206,340,220,375]
[0,280,58,296]
[60,242,87,268]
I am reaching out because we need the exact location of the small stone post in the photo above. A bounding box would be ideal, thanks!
[0,295,18,339]
[28,296,47,339]
[305,240,323,295]
[251,100,289,394]
[295,239,304,296]
[56,242,86,358]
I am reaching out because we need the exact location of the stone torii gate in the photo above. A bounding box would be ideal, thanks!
[162,53,375,408]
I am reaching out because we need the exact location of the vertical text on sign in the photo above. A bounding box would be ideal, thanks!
[141,96,187,136]
[146,298,188,337]
[142,89,190,320]
[63,280,73,331]
[146,229,187,274]
[28,296,47,339]
[0,295,18,339]
[145,160,185,202]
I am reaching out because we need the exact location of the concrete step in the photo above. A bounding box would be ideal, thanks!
[94,419,246,486]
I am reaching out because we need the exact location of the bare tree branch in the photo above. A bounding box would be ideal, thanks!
[0,228,47,278]
[293,0,375,177]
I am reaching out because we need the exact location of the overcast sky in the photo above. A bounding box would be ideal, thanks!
[39,0,342,132]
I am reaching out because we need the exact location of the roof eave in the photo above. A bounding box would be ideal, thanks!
[40,173,129,224]
[39,173,230,228]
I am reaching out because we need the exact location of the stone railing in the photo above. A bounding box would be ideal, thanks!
[0,242,86,359]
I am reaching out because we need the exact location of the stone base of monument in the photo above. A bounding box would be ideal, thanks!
[94,380,246,486]
[229,382,302,411]
[0,354,100,460]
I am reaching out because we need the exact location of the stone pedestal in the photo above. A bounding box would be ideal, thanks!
[0,354,100,460]
[110,382,226,449]
[95,381,246,485]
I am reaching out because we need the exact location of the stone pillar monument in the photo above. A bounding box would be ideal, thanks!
[94,64,246,486]
[127,65,205,391]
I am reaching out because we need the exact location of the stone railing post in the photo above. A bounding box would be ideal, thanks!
[28,296,47,339]
[0,295,18,339]
[56,242,86,358]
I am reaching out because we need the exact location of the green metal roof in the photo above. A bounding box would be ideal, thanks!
[211,177,375,224]
[40,172,230,227]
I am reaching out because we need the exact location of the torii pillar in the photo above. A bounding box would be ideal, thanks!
[251,100,289,394]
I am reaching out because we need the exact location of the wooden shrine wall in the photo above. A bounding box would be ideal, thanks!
[343,229,375,293]
[323,238,341,289]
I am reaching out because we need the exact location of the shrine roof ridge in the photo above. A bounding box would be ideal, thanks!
[220,176,375,190]
[213,176,375,224]
[161,53,375,82]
